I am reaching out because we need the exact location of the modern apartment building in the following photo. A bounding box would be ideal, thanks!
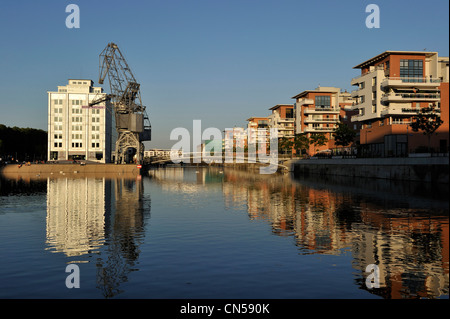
[292,86,356,154]
[350,51,449,155]
[47,79,114,162]
[247,117,270,150]
[267,104,295,139]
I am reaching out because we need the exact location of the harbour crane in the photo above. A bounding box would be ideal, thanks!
[89,42,151,164]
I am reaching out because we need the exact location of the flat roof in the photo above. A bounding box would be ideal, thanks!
[268,104,293,110]
[246,117,268,121]
[291,90,337,99]
[353,51,438,69]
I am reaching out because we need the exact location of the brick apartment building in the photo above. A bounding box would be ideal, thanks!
[292,86,358,155]
[351,51,449,156]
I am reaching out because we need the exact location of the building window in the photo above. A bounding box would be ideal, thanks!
[71,100,84,106]
[315,96,331,108]
[400,59,423,82]
[285,109,293,118]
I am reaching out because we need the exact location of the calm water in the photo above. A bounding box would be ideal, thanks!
[0,167,448,299]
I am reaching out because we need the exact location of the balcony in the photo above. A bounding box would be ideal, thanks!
[303,107,340,114]
[351,89,360,98]
[381,106,441,116]
[381,77,442,89]
[299,98,314,105]
[304,126,335,133]
[381,92,441,103]
[277,126,295,130]
[351,65,385,85]
[278,118,295,122]
[304,117,339,123]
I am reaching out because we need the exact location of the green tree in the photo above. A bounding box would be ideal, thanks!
[310,133,328,155]
[278,137,293,156]
[293,133,310,156]
[333,122,356,148]
[409,105,443,152]
[0,124,47,161]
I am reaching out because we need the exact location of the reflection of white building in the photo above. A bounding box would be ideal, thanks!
[46,177,107,256]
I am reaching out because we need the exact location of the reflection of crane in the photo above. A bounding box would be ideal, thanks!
[89,42,151,164]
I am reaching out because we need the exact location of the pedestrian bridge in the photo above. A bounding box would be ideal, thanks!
[147,152,292,172]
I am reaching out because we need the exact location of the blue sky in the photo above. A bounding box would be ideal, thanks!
[0,0,448,148]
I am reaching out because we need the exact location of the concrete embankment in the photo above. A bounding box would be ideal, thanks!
[0,163,141,178]
[291,157,449,183]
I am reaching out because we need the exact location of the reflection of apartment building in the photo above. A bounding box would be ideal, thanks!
[292,86,356,154]
[267,104,295,139]
[46,177,107,256]
[352,206,449,298]
[350,51,449,155]
[220,169,449,298]
[47,79,114,163]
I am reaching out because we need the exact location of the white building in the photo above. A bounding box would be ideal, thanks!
[350,51,448,123]
[267,104,295,139]
[47,79,114,163]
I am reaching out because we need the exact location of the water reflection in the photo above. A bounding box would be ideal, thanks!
[43,174,150,298]
[148,166,224,194]
[221,169,449,299]
[46,178,106,256]
[0,168,448,299]
[150,167,448,298]
[97,176,150,298]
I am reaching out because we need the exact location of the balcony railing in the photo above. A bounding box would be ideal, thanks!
[305,127,335,132]
[382,77,442,84]
[304,107,340,113]
[305,118,339,122]
[278,117,295,122]
[401,107,440,113]
[381,93,441,101]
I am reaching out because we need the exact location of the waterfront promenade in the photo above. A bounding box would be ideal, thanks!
[0,163,141,176]
[290,156,449,183]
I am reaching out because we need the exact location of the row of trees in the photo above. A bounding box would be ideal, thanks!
[0,124,47,162]
[278,122,357,157]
